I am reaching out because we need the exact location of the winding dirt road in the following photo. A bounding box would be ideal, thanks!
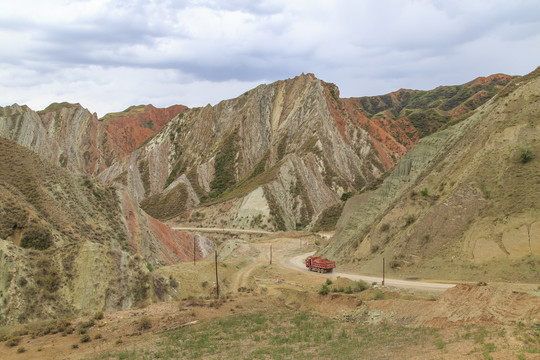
[286,252,455,293]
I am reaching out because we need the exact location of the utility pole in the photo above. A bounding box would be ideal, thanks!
[382,257,385,286]
[270,244,272,265]
[215,250,219,298]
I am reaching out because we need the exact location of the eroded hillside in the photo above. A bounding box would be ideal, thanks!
[0,137,214,325]
[322,67,540,282]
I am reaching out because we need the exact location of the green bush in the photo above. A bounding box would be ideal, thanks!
[353,280,368,292]
[326,279,333,286]
[340,192,353,201]
[519,144,534,163]
[319,284,329,295]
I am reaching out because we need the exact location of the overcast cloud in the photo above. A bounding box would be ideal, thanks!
[1,0,539,116]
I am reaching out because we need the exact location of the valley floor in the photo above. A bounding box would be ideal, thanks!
[1,232,539,359]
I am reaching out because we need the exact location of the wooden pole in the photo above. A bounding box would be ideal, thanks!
[215,250,219,298]
[270,244,272,265]
[382,257,385,286]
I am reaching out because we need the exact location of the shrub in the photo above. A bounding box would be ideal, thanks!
[78,319,95,334]
[319,284,329,295]
[137,316,152,330]
[6,336,21,347]
[80,334,91,343]
[94,311,104,320]
[353,280,368,292]
[519,144,534,163]
[380,223,390,232]
[405,215,416,226]
[340,192,353,201]
[420,188,429,196]
[325,279,333,286]
[17,347,26,353]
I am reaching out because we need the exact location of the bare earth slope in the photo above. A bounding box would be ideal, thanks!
[322,67,540,282]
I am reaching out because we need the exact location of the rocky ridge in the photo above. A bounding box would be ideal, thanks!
[99,74,510,230]
[0,103,186,176]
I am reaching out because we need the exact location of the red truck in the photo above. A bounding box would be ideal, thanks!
[305,255,336,273]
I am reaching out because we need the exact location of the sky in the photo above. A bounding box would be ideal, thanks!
[1,0,540,117]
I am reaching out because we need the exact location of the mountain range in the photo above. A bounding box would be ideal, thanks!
[2,68,537,325]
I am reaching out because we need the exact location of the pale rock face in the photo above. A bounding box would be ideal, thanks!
[235,187,270,222]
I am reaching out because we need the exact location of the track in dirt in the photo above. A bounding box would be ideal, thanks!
[172,227,273,235]
[286,252,455,293]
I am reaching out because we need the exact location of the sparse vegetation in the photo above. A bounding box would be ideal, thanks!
[5,336,21,347]
[80,334,91,343]
[141,182,189,220]
[137,316,152,330]
[340,192,353,201]
[312,202,344,231]
[405,215,416,226]
[20,229,52,250]
[319,284,329,295]
[98,310,448,360]
[518,143,534,163]
[208,131,239,200]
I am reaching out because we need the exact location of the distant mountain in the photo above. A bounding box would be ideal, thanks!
[0,137,214,325]
[0,103,187,175]
[321,67,539,283]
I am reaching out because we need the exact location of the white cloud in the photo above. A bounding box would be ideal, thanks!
[0,0,539,115]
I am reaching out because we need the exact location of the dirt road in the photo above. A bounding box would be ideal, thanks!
[286,252,455,293]
[172,226,273,235]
